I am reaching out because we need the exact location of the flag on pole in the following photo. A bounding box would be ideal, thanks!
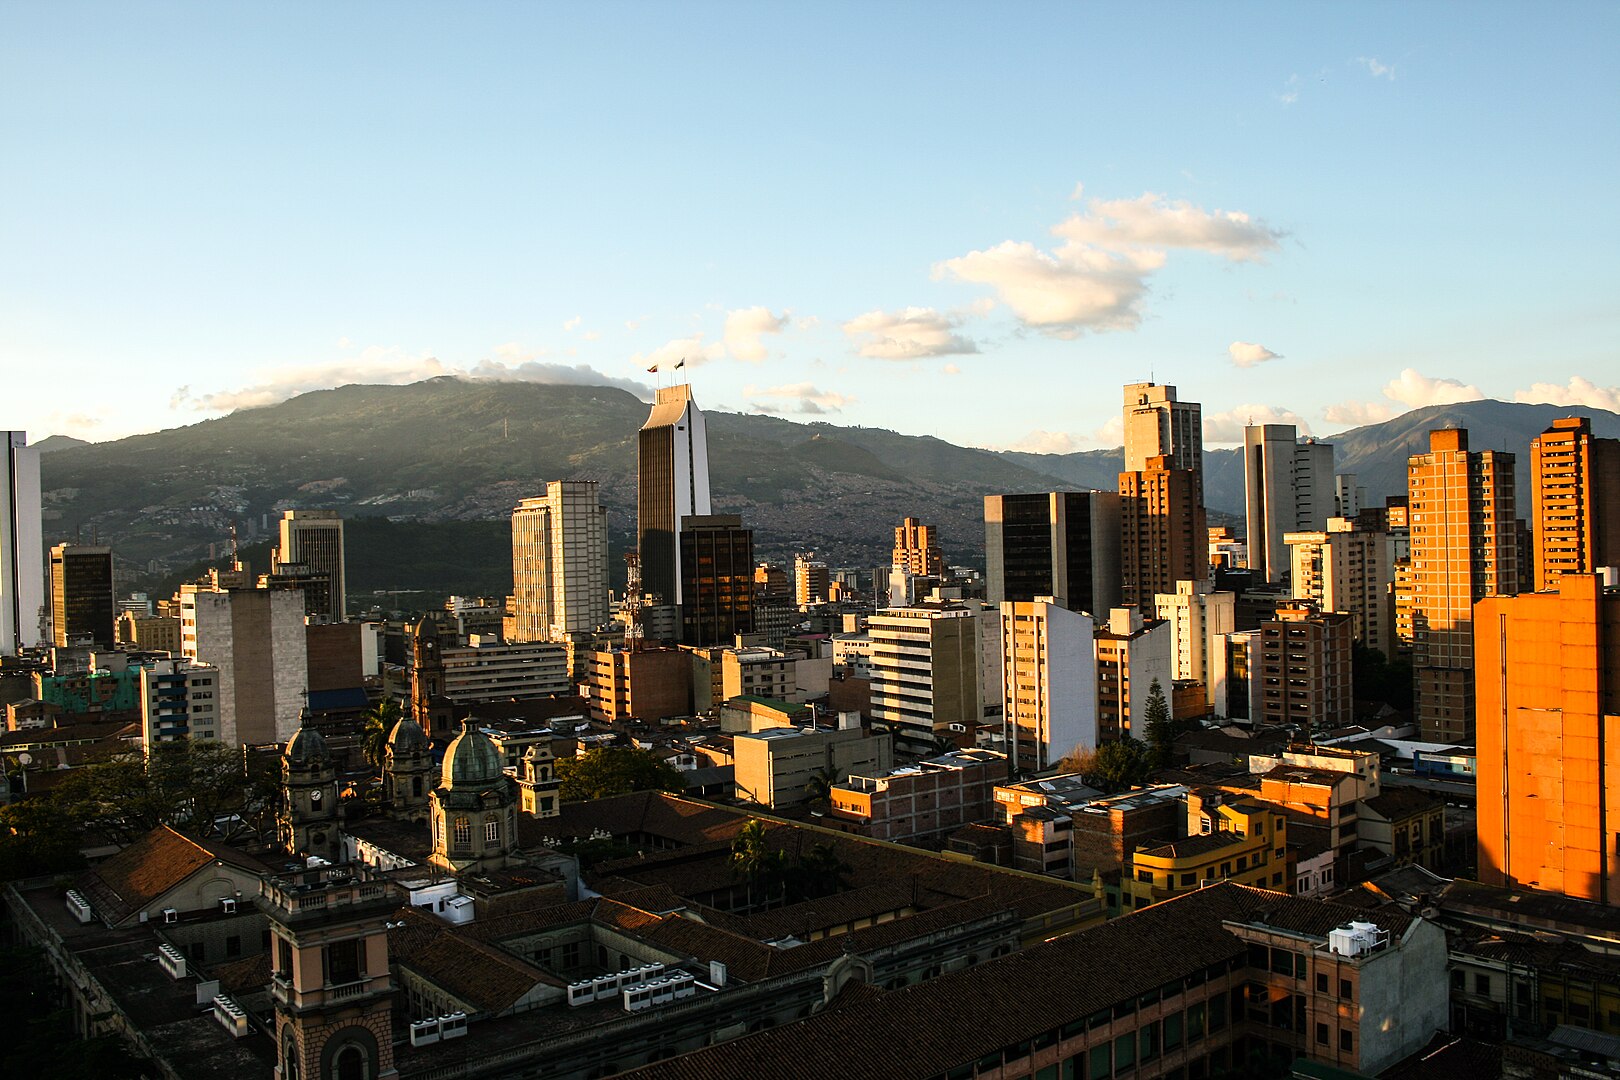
[674,357,686,370]
[647,364,659,373]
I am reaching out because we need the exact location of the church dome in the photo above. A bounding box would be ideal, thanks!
[441,719,502,787]
[387,716,429,754]
[284,721,329,766]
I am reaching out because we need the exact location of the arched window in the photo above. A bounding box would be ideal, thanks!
[484,817,499,844]
[453,817,471,847]
[332,1043,369,1080]
[412,776,422,796]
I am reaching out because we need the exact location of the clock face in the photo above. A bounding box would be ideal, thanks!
[311,790,322,805]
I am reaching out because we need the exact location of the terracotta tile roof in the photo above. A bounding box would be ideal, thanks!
[212,951,272,994]
[1136,832,1250,860]
[618,883,1420,1080]
[1362,787,1444,820]
[77,825,270,926]
[389,906,562,1015]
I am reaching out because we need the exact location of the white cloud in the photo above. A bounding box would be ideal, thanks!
[1004,429,1079,455]
[563,315,582,331]
[1322,400,1397,427]
[935,189,1283,337]
[465,358,651,397]
[942,363,962,376]
[1382,368,1484,408]
[723,306,791,362]
[632,335,726,373]
[1357,56,1395,80]
[174,348,454,412]
[1203,404,1312,445]
[744,382,853,415]
[1278,73,1301,106]
[842,307,979,359]
[1092,415,1125,446]
[1228,341,1283,368]
[1514,376,1620,413]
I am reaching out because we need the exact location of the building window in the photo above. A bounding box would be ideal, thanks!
[1317,972,1329,993]
[1475,973,1491,996]
[453,817,471,847]
[1316,1022,1329,1045]
[1340,978,1353,1001]
[1339,1028,1353,1052]
[485,818,500,843]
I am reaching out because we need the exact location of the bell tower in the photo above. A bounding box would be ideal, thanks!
[408,618,453,739]
[517,742,561,818]
[382,716,432,825]
[262,862,398,1080]
[280,718,340,861]
[429,719,518,874]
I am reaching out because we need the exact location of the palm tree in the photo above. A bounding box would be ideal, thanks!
[730,818,786,912]
[803,764,839,812]
[360,698,402,775]
[791,841,851,901]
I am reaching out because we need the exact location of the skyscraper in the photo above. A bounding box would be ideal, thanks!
[868,603,982,753]
[1119,455,1206,612]
[49,543,115,648]
[511,480,609,642]
[276,509,346,621]
[1285,518,1398,656]
[1122,382,1203,505]
[1530,416,1620,591]
[1406,428,1518,742]
[180,581,309,745]
[984,491,1122,614]
[638,385,711,607]
[679,514,754,646]
[1243,425,1335,583]
[893,516,945,577]
[1476,575,1620,902]
[1,431,44,654]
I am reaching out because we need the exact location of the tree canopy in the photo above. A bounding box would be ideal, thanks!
[555,747,685,803]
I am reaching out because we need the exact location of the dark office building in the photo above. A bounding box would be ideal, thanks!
[984,492,1122,615]
[50,543,115,648]
[680,515,754,646]
[638,386,712,608]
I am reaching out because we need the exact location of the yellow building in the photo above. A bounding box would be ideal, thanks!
[1123,794,1287,910]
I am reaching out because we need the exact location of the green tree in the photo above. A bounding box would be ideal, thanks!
[1090,737,1152,794]
[786,840,850,902]
[555,748,685,803]
[729,818,787,911]
[0,797,87,880]
[1143,679,1175,768]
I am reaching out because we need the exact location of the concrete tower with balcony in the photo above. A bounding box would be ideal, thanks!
[281,720,341,862]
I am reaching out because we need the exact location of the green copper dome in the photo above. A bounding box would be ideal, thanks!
[440,718,502,787]
[387,716,429,754]
[284,720,329,765]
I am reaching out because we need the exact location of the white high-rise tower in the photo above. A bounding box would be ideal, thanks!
[637,385,711,607]
[2,432,45,654]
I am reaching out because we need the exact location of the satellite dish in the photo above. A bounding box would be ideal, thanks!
[16,753,31,766]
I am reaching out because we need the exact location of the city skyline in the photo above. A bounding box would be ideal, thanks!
[3,3,1617,452]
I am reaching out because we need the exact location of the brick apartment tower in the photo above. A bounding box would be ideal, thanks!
[1119,455,1206,614]
[1477,575,1620,902]
[1530,416,1620,591]
[1406,429,1518,742]
[893,516,946,577]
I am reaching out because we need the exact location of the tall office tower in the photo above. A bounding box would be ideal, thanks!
[276,509,346,621]
[1,432,44,654]
[794,553,830,606]
[1243,425,1335,583]
[1477,575,1620,902]
[1334,473,1365,519]
[893,516,945,577]
[868,603,982,753]
[1119,456,1206,613]
[679,514,754,646]
[1531,416,1620,590]
[984,491,1122,614]
[1407,428,1518,743]
[1256,604,1353,733]
[511,481,610,642]
[180,582,309,745]
[1001,598,1096,774]
[49,543,115,648]
[1154,579,1236,701]
[1123,382,1204,505]
[1285,518,1398,656]
[638,385,712,607]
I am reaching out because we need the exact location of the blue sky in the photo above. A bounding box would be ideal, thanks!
[3,1,1617,451]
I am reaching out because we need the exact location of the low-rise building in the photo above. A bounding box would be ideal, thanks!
[732,719,894,809]
[827,748,1005,840]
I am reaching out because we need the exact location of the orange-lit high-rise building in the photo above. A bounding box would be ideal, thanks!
[892,516,945,577]
[1406,428,1519,742]
[1530,416,1620,591]
[1119,455,1206,613]
[1477,575,1620,903]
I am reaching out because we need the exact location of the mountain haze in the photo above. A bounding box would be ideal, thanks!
[38,381,1618,604]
